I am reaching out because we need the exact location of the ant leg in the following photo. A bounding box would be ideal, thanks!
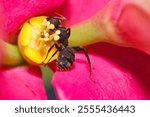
[42,43,60,63]
[67,28,71,38]
[73,46,92,76]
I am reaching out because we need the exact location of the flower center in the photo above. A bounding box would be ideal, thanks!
[18,16,60,65]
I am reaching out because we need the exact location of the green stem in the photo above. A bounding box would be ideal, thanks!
[0,40,24,66]
[68,7,131,47]
[69,19,110,47]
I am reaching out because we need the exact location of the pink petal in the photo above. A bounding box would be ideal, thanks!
[97,0,150,54]
[56,0,110,25]
[0,66,47,100]
[52,43,150,99]
[116,3,150,54]
[1,0,64,43]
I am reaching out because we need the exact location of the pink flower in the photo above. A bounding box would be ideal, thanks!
[0,0,150,100]
[51,0,150,99]
[52,43,150,99]
[0,0,65,99]
[0,66,46,99]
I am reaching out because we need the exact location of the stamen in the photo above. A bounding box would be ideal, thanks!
[18,16,60,65]
[38,18,61,47]
[42,19,47,26]
[49,33,55,41]
[44,19,47,23]
[45,33,49,38]
[49,24,55,30]
[56,30,61,35]
[46,21,50,26]
[54,35,60,41]
[39,37,50,41]
[43,30,47,34]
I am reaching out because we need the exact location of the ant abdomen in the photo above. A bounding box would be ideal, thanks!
[57,47,75,70]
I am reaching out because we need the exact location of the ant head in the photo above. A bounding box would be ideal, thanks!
[46,17,61,30]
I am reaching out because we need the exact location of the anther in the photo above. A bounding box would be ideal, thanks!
[54,35,60,41]
[49,24,55,30]
[42,19,48,26]
[46,21,50,26]
[44,33,49,38]
[55,30,61,35]
[38,37,49,42]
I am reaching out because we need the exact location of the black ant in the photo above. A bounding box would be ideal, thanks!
[42,17,92,76]
[46,17,61,30]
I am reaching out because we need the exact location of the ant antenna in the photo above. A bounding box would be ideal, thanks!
[54,12,67,20]
[73,46,92,77]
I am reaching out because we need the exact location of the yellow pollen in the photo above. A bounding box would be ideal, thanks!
[49,24,55,30]
[38,37,50,42]
[46,21,50,26]
[18,16,60,65]
[45,33,49,38]
[54,35,60,41]
[56,30,61,35]
[43,30,47,34]
[41,19,47,27]
[43,19,47,23]
[48,33,55,41]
